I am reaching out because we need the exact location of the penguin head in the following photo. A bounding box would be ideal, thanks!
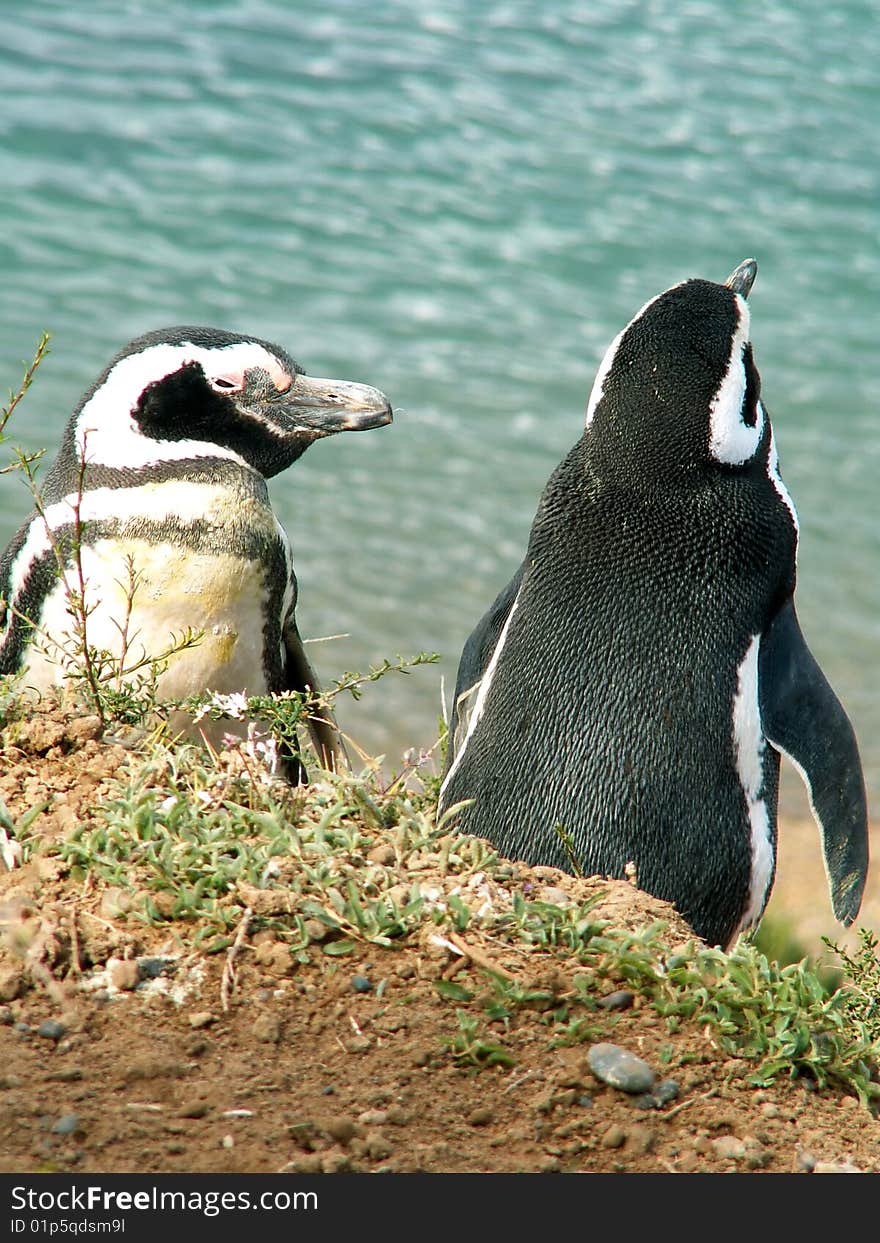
[66,326,393,479]
[583,259,768,484]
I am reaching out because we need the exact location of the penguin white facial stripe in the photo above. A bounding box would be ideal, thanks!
[767,428,799,533]
[439,590,521,801]
[707,297,765,465]
[732,634,775,932]
[74,340,288,468]
[584,286,679,427]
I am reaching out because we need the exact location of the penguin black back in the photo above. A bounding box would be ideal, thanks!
[439,261,868,948]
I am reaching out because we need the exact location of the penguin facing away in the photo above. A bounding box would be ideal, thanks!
[439,261,869,949]
[0,326,393,779]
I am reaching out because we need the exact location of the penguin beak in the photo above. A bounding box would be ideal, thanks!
[282,373,393,433]
[724,258,757,300]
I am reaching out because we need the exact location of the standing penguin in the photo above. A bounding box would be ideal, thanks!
[0,326,393,778]
[439,261,868,948]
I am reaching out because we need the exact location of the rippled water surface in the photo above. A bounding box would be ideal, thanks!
[1,1,877,804]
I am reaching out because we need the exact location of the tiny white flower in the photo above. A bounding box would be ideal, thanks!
[0,828,22,871]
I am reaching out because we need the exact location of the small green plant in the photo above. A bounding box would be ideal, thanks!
[0,796,49,869]
[553,822,584,877]
[444,1008,516,1069]
[824,928,880,1045]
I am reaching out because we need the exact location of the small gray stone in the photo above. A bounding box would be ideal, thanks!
[632,1093,659,1111]
[138,957,175,979]
[597,990,635,1012]
[587,1042,656,1094]
[52,1114,80,1136]
[37,1020,66,1042]
[351,975,373,993]
[652,1079,680,1106]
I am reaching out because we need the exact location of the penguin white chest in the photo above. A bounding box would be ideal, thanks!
[22,536,275,699]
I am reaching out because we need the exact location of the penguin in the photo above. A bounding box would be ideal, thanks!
[439,260,869,949]
[0,325,393,779]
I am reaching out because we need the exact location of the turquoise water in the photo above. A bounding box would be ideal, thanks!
[1,1,877,806]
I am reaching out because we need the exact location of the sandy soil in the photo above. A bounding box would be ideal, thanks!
[0,706,878,1177]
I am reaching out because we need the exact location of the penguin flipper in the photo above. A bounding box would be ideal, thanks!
[758,599,869,926]
[282,617,348,778]
[446,562,524,768]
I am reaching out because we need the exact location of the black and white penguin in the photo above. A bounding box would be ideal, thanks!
[0,326,393,778]
[439,260,868,948]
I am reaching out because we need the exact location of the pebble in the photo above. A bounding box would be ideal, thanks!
[108,959,140,992]
[587,1043,656,1094]
[187,1011,216,1030]
[639,1079,681,1108]
[351,975,373,993]
[813,1159,863,1174]
[252,1014,282,1044]
[37,1020,66,1042]
[597,990,635,1012]
[0,1006,13,1025]
[178,1102,210,1119]
[362,1130,393,1161]
[601,1124,627,1149]
[466,1107,494,1127]
[138,957,175,979]
[64,715,103,745]
[367,844,396,866]
[712,1135,746,1160]
[0,968,25,1002]
[357,1109,388,1126]
[51,1114,80,1136]
[324,1117,356,1145]
[797,1150,816,1172]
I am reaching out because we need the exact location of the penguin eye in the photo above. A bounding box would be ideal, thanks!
[209,375,244,394]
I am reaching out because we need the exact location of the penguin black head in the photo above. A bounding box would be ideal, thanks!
[584,259,766,484]
[60,326,393,483]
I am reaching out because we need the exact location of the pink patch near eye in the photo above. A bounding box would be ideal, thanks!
[272,370,293,393]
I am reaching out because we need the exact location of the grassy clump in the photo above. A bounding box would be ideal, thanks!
[21,727,874,1106]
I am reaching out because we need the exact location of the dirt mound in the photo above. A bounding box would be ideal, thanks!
[0,701,878,1175]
